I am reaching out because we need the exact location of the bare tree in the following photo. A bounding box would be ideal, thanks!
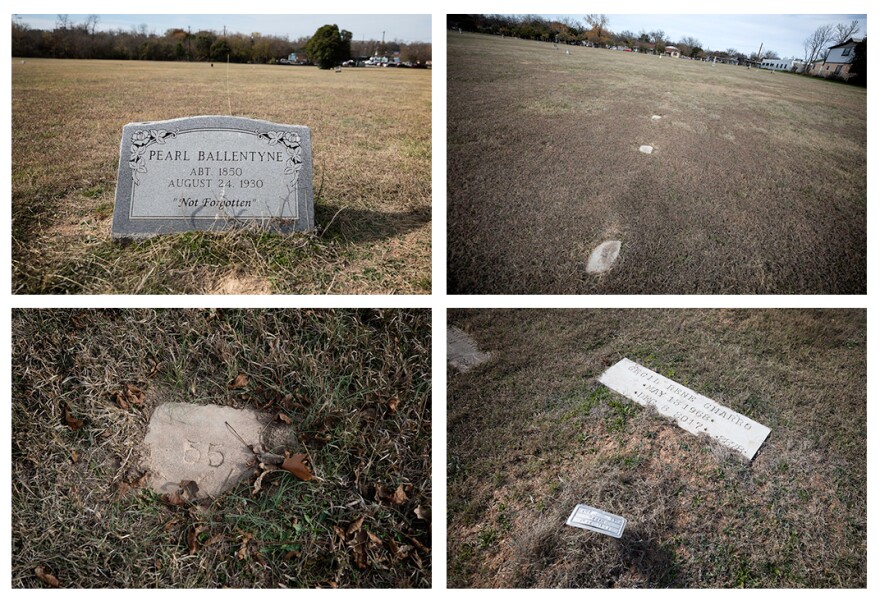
[803,24,834,69]
[834,20,860,44]
[55,14,71,31]
[763,49,779,59]
[584,14,609,39]
[85,15,100,36]
[649,29,666,53]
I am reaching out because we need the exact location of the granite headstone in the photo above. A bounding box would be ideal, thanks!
[112,116,314,238]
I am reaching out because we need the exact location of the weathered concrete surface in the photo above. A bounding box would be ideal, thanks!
[142,402,290,498]
[586,240,621,274]
[448,326,490,372]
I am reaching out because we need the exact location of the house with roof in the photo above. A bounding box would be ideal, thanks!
[813,37,862,80]
[664,45,680,58]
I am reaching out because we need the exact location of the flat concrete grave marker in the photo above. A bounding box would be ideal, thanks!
[598,358,771,461]
[447,326,490,372]
[586,240,621,274]
[638,145,654,154]
[142,402,291,498]
[112,116,314,238]
[566,504,627,538]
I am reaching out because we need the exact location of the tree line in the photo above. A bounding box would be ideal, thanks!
[449,13,865,76]
[11,15,431,66]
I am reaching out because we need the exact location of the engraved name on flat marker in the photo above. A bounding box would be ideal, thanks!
[566,504,627,538]
[598,358,771,461]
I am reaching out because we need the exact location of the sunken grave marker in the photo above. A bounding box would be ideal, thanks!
[112,116,314,238]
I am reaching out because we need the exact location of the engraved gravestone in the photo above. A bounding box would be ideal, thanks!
[112,116,314,238]
[598,358,771,461]
[142,402,293,498]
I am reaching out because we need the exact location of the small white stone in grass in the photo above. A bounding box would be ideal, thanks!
[639,145,653,154]
[586,240,621,274]
[651,115,662,121]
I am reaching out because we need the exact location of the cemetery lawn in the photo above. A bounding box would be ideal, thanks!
[447,33,866,294]
[447,309,866,588]
[12,309,431,588]
[12,59,431,294]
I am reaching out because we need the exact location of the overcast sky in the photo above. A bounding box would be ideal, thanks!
[540,14,866,59]
[14,14,432,43]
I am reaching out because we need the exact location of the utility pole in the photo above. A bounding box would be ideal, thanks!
[756,41,763,63]
[382,30,385,56]
[223,25,227,37]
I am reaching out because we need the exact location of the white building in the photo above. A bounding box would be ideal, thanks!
[813,37,862,79]
[758,58,803,72]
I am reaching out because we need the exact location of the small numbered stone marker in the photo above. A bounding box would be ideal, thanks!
[566,504,627,538]
[142,402,290,498]
[112,115,314,238]
[598,358,771,460]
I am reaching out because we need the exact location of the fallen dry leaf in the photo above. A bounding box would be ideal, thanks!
[162,491,187,506]
[180,480,199,499]
[228,372,249,389]
[408,535,430,555]
[188,525,207,555]
[63,407,83,431]
[148,362,160,378]
[204,533,224,547]
[70,450,80,464]
[281,454,313,481]
[115,482,132,500]
[125,383,145,406]
[277,412,292,425]
[283,549,301,561]
[414,505,430,521]
[113,391,129,410]
[351,530,369,569]
[34,566,59,588]
[236,532,253,561]
[391,484,408,505]
[252,465,276,495]
[367,531,383,545]
[346,516,365,536]
[387,396,400,413]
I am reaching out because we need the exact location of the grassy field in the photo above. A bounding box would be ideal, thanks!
[12,309,431,587]
[447,309,866,587]
[12,59,431,294]
[447,33,866,294]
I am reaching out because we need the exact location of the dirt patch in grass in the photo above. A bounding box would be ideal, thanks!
[447,33,866,294]
[210,272,272,295]
[12,59,431,294]
[447,309,865,587]
[13,309,431,587]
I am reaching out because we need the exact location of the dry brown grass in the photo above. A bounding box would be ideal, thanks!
[447,33,866,294]
[12,59,431,294]
[13,309,431,587]
[447,309,866,587]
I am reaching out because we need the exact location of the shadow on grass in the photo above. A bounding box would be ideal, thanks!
[616,528,680,587]
[316,202,431,244]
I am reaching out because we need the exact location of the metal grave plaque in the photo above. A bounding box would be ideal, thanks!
[566,504,627,538]
[598,358,771,461]
[112,115,314,238]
